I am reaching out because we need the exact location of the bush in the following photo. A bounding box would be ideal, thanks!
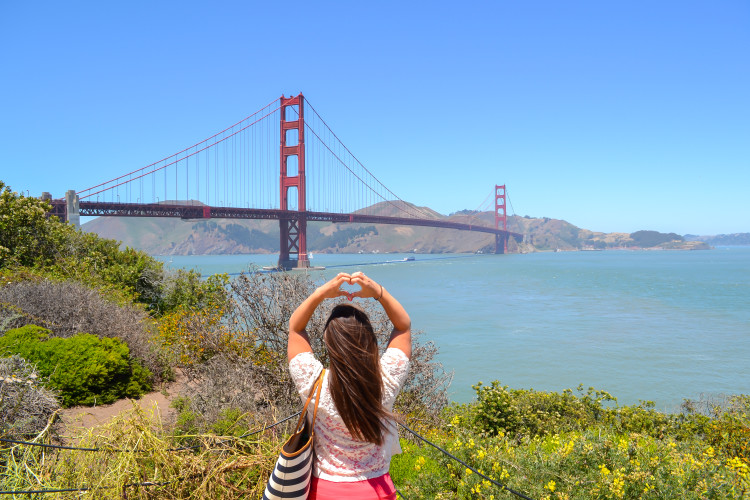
[0,302,26,333]
[0,182,66,268]
[0,325,152,407]
[0,181,227,317]
[471,381,615,439]
[0,279,168,382]
[608,400,674,438]
[392,389,750,499]
[0,355,60,438]
[701,395,750,462]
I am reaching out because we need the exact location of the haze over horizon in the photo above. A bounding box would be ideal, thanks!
[1,1,747,236]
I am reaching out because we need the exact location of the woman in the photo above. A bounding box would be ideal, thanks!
[288,271,411,500]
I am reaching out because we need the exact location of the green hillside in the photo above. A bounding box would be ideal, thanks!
[82,202,709,255]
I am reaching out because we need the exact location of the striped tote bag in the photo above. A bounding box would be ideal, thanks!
[263,369,325,500]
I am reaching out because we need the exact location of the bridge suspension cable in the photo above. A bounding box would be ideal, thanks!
[300,98,439,221]
[76,98,282,209]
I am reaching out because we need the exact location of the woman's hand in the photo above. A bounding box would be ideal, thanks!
[316,273,353,299]
[349,271,382,300]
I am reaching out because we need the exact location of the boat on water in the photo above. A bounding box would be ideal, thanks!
[385,257,415,263]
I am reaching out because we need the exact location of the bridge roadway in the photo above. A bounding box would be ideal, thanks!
[56,200,522,240]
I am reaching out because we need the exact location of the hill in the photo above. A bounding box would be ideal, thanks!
[683,233,750,246]
[82,202,710,255]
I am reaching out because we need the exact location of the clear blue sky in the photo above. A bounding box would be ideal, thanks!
[2,1,748,235]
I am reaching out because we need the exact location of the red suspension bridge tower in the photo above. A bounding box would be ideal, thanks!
[279,94,309,269]
[495,184,508,254]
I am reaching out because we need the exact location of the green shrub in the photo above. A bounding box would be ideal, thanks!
[0,181,227,316]
[703,395,750,462]
[608,400,674,438]
[0,325,152,407]
[471,381,615,439]
[0,182,66,268]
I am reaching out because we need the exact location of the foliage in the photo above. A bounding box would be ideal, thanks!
[630,230,684,247]
[308,225,379,250]
[0,181,66,268]
[0,355,60,438]
[0,181,227,316]
[155,302,261,367]
[220,223,279,251]
[391,392,750,499]
[0,302,26,334]
[0,404,284,499]
[2,376,748,499]
[470,381,615,440]
[155,271,229,316]
[0,279,168,382]
[699,395,750,463]
[0,325,152,407]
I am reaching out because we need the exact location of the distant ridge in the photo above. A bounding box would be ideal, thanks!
[683,233,750,246]
[81,202,710,255]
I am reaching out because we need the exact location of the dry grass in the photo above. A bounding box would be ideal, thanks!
[1,403,284,499]
[0,355,61,439]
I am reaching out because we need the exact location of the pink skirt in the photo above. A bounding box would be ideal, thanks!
[308,473,397,500]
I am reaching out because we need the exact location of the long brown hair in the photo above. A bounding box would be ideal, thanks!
[323,304,392,445]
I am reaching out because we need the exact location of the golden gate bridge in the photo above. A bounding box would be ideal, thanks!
[47,94,521,269]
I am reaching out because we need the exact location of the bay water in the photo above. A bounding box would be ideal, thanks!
[159,248,750,411]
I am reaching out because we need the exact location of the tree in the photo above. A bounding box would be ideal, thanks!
[630,230,684,248]
[0,181,67,268]
[0,180,227,315]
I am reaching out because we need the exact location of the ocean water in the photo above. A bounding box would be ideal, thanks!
[159,248,750,410]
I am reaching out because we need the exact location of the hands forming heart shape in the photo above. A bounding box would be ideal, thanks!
[340,281,361,298]
[320,272,381,301]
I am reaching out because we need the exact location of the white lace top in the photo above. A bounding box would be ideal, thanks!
[289,348,410,482]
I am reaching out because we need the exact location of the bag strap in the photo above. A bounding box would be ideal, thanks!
[293,368,326,433]
[310,368,325,432]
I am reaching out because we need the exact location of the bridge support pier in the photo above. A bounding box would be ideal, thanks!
[278,94,310,270]
[65,190,81,228]
[495,233,509,254]
[279,217,309,270]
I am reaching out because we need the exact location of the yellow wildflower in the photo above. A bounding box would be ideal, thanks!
[727,456,748,478]
[617,437,628,451]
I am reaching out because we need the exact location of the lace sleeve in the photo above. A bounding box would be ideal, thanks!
[289,352,323,399]
[380,348,410,405]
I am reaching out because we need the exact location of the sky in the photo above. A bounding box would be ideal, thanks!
[1,1,748,235]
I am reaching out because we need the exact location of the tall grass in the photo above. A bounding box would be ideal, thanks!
[1,403,285,499]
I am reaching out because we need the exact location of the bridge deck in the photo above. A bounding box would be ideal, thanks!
[50,200,522,239]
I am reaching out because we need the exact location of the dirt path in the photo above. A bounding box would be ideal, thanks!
[60,375,186,433]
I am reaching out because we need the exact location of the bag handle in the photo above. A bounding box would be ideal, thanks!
[310,368,324,432]
[293,368,326,433]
